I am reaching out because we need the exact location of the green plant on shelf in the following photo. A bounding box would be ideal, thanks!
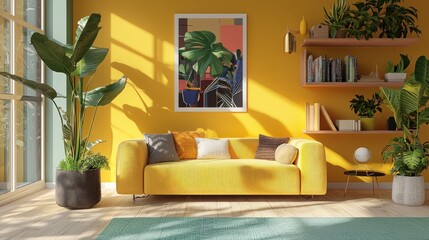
[349,93,383,118]
[323,0,351,38]
[385,54,410,73]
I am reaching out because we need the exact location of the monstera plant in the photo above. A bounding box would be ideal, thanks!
[380,55,429,205]
[0,13,127,209]
[179,31,243,107]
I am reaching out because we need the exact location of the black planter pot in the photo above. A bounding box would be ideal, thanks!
[55,169,101,209]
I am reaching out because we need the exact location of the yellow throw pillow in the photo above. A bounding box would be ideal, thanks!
[170,131,204,159]
[275,144,298,164]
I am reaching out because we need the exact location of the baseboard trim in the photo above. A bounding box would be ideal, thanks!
[328,182,429,190]
[328,182,392,189]
[44,182,429,190]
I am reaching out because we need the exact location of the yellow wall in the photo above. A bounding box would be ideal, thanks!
[74,0,429,183]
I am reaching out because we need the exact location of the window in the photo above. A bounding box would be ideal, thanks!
[0,0,44,196]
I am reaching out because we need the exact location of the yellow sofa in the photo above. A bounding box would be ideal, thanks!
[116,138,327,195]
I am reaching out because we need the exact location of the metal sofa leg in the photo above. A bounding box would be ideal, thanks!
[133,194,151,201]
[301,195,314,200]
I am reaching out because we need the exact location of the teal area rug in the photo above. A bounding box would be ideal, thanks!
[97,217,429,240]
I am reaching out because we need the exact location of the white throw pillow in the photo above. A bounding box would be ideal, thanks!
[195,138,231,159]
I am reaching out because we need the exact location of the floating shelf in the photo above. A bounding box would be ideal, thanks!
[303,130,402,135]
[302,81,404,88]
[302,38,419,47]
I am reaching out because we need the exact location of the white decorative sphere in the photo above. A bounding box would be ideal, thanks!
[354,147,371,163]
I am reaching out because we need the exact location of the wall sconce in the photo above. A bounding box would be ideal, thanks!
[284,17,307,54]
[284,29,296,54]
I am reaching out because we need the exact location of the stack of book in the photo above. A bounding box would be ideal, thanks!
[335,119,361,131]
[306,103,337,131]
[307,54,358,83]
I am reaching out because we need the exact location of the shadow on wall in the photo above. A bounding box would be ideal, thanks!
[112,62,291,137]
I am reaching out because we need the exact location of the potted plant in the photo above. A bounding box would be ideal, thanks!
[377,0,421,38]
[0,14,127,209]
[380,56,429,206]
[323,0,351,38]
[179,30,242,108]
[349,93,383,130]
[346,0,421,40]
[347,1,380,40]
[385,54,410,82]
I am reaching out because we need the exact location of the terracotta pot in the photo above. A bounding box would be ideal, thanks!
[335,29,347,38]
[56,169,101,209]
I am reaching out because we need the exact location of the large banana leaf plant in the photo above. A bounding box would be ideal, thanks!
[179,31,243,107]
[380,56,429,176]
[0,13,127,173]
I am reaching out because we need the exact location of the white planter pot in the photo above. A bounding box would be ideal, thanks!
[392,175,425,206]
[384,73,406,82]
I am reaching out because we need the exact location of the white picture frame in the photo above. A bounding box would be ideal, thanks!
[174,14,247,112]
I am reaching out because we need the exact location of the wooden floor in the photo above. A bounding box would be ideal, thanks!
[0,189,429,239]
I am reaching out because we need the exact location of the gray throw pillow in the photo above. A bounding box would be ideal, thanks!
[144,133,179,164]
[254,134,290,160]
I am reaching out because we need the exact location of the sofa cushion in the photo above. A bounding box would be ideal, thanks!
[275,144,298,164]
[196,138,230,159]
[255,134,290,160]
[144,159,300,194]
[170,131,204,159]
[144,133,179,164]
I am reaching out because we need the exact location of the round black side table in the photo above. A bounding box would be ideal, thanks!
[343,170,386,199]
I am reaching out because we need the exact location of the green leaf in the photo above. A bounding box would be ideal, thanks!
[403,149,423,171]
[84,76,127,107]
[30,33,75,75]
[87,139,105,150]
[0,72,57,100]
[379,87,402,126]
[69,46,109,77]
[414,56,428,86]
[400,87,419,115]
[181,31,233,79]
[418,108,429,125]
[71,13,102,64]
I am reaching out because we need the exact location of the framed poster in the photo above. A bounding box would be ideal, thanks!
[174,14,247,112]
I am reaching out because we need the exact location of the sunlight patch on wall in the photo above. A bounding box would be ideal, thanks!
[161,39,174,67]
[111,13,154,59]
[110,106,142,138]
[248,79,303,134]
[159,73,169,88]
[111,42,155,80]
[326,148,354,170]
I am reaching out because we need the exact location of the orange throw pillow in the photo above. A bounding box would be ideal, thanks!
[170,131,205,159]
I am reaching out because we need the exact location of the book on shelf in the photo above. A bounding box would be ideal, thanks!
[306,103,313,131]
[305,54,358,83]
[307,55,314,82]
[305,103,337,131]
[335,119,361,131]
[314,102,320,131]
[320,105,337,131]
[343,55,358,82]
